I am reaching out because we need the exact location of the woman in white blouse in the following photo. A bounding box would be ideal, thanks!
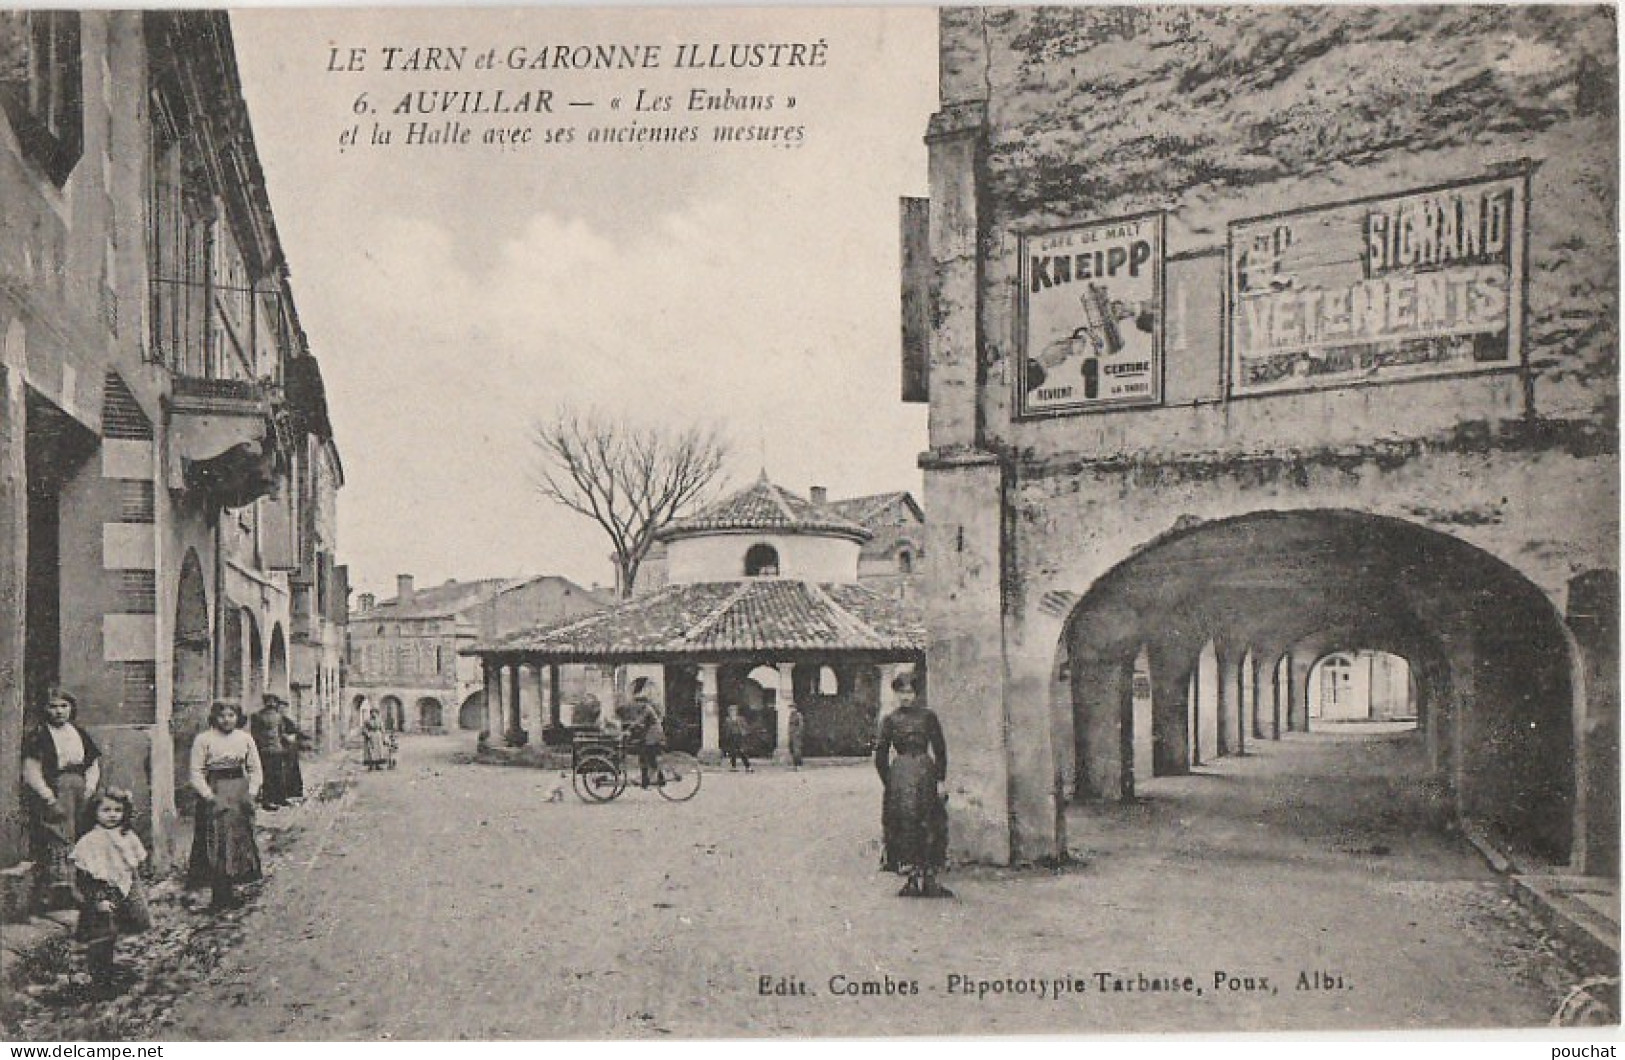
[186,701,264,910]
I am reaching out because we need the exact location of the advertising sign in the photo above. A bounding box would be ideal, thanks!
[1228,175,1526,396]
[1017,212,1164,417]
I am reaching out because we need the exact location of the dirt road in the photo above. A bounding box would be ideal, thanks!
[128,731,1587,1039]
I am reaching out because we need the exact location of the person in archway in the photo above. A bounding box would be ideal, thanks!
[187,700,263,911]
[630,689,665,789]
[874,669,950,898]
[786,701,805,770]
[21,688,102,912]
[723,704,753,772]
[278,697,309,803]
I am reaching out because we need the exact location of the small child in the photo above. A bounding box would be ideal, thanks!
[71,789,152,994]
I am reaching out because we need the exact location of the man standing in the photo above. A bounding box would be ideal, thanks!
[250,696,291,810]
[786,702,805,770]
[631,689,665,789]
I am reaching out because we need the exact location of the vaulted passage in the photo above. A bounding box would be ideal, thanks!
[1060,510,1579,866]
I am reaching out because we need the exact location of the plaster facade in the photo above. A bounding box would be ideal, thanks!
[665,532,860,585]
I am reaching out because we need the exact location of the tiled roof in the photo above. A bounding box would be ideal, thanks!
[657,473,871,543]
[470,580,924,661]
[827,491,917,527]
[354,577,517,620]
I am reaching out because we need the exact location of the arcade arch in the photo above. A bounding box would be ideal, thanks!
[245,610,264,709]
[458,690,485,731]
[1058,510,1580,865]
[380,695,404,732]
[1307,650,1416,727]
[173,551,211,798]
[173,551,210,716]
[268,624,290,702]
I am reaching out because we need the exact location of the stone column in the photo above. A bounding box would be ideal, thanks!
[698,663,720,756]
[1148,642,1193,776]
[1253,654,1277,742]
[1568,572,1618,877]
[1287,648,1312,733]
[483,660,500,737]
[1222,646,1245,757]
[548,664,562,728]
[774,662,794,761]
[505,661,527,746]
[1187,675,1201,767]
[1074,656,1129,800]
[0,344,27,871]
[1129,648,1155,788]
[526,663,549,737]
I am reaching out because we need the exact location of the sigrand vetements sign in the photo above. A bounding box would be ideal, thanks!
[1227,174,1528,396]
[1017,212,1165,417]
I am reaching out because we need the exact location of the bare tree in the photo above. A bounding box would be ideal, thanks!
[531,407,729,597]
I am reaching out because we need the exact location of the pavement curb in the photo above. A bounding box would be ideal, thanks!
[1,913,74,993]
[1463,819,1619,978]
[1509,875,1621,978]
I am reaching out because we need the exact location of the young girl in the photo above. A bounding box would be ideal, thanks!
[71,789,152,993]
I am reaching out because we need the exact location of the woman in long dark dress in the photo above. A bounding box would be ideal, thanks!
[187,701,264,910]
[20,689,102,911]
[361,709,389,770]
[874,670,951,898]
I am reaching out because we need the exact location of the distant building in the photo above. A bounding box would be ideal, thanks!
[286,382,347,752]
[347,574,612,733]
[827,489,925,602]
[635,484,925,603]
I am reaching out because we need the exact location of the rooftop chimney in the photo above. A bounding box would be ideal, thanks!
[809,485,828,505]
[397,574,415,605]
[356,592,376,614]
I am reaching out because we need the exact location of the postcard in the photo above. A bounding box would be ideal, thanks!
[0,4,1617,1043]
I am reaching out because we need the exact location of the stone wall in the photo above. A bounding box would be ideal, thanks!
[920,6,1618,867]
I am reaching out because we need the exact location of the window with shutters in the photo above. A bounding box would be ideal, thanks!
[0,12,83,186]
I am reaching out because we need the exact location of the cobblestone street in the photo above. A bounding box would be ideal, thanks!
[6,734,1596,1039]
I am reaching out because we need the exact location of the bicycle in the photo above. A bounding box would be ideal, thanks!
[570,731,702,803]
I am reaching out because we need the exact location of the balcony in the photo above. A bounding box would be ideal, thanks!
[167,374,289,510]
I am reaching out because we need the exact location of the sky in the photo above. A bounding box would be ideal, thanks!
[230,7,938,599]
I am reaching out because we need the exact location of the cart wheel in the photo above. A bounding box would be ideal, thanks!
[573,754,625,803]
[656,752,702,802]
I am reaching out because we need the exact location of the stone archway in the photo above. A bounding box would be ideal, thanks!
[173,550,211,803]
[267,624,290,702]
[417,696,444,732]
[458,691,485,731]
[244,610,264,712]
[1059,509,1581,865]
[1307,650,1416,725]
[719,664,779,757]
[380,695,404,732]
